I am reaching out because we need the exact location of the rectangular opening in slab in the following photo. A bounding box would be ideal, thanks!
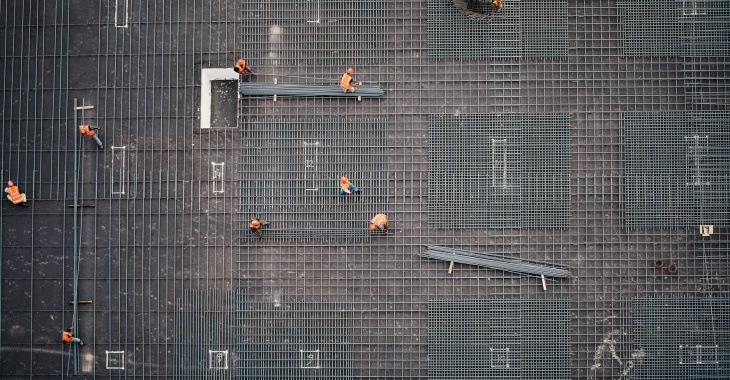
[209,350,229,369]
[111,146,126,195]
[201,69,239,129]
[212,162,225,193]
[299,349,320,369]
[303,141,320,192]
[106,351,125,370]
[489,347,511,368]
[114,0,129,27]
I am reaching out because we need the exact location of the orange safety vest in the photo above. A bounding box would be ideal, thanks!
[370,214,387,229]
[78,124,95,137]
[5,185,23,202]
[62,331,74,343]
[340,73,354,90]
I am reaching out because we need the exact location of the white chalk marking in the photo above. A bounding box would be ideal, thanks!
[106,350,125,370]
[299,349,320,369]
[209,350,229,369]
[111,146,126,195]
[212,162,225,193]
[114,0,129,28]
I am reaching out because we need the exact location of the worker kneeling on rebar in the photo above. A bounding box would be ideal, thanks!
[339,176,361,195]
[78,124,104,149]
[340,67,361,93]
[369,213,388,233]
[5,180,28,207]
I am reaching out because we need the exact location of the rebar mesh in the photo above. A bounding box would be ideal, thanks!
[631,298,730,379]
[429,113,571,227]
[240,0,386,66]
[238,299,354,379]
[429,299,571,380]
[239,118,389,240]
[618,0,730,57]
[427,0,568,58]
[623,112,730,226]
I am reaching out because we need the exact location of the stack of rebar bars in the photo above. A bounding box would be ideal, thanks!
[239,83,385,97]
[420,245,571,277]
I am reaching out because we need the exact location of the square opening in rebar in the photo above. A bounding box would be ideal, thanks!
[209,350,229,369]
[489,347,511,368]
[106,351,124,370]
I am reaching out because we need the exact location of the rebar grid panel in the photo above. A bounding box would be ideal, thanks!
[428,113,570,227]
[174,289,235,378]
[618,0,730,57]
[240,0,386,67]
[623,112,730,226]
[429,299,571,380]
[238,298,354,379]
[427,0,568,59]
[239,118,388,240]
[632,298,730,379]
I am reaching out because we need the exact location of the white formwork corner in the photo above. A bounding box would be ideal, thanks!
[201,68,238,129]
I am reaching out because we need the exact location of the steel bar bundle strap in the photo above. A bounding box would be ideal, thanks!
[420,245,571,277]
[239,83,385,97]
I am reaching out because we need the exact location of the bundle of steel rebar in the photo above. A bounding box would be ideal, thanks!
[420,245,571,277]
[245,228,378,238]
[239,83,385,97]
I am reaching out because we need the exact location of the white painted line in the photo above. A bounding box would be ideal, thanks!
[111,146,126,195]
[299,349,320,369]
[114,0,129,28]
[200,68,239,129]
[212,162,225,193]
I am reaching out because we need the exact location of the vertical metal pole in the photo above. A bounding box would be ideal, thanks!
[72,98,79,374]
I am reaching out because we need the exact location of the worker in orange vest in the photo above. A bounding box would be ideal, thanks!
[340,67,361,93]
[5,180,28,207]
[369,213,388,232]
[61,327,84,346]
[249,217,269,237]
[78,124,103,149]
[489,0,502,13]
[339,176,360,195]
[234,58,253,82]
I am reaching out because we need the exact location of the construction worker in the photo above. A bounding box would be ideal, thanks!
[339,176,360,195]
[78,124,103,149]
[249,217,269,237]
[234,58,253,82]
[369,213,388,233]
[61,327,84,346]
[489,0,502,13]
[5,180,28,207]
[340,67,361,93]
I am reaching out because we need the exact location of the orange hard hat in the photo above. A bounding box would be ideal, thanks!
[347,67,354,74]
[7,180,13,187]
[340,176,348,182]
[250,219,261,228]
[368,223,376,231]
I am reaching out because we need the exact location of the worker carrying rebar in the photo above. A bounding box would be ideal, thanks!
[78,124,103,149]
[249,217,269,237]
[61,327,84,346]
[369,213,389,232]
[234,58,253,82]
[339,176,361,195]
[5,180,28,207]
[340,67,361,93]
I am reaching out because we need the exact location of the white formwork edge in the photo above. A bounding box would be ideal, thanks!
[200,68,238,129]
